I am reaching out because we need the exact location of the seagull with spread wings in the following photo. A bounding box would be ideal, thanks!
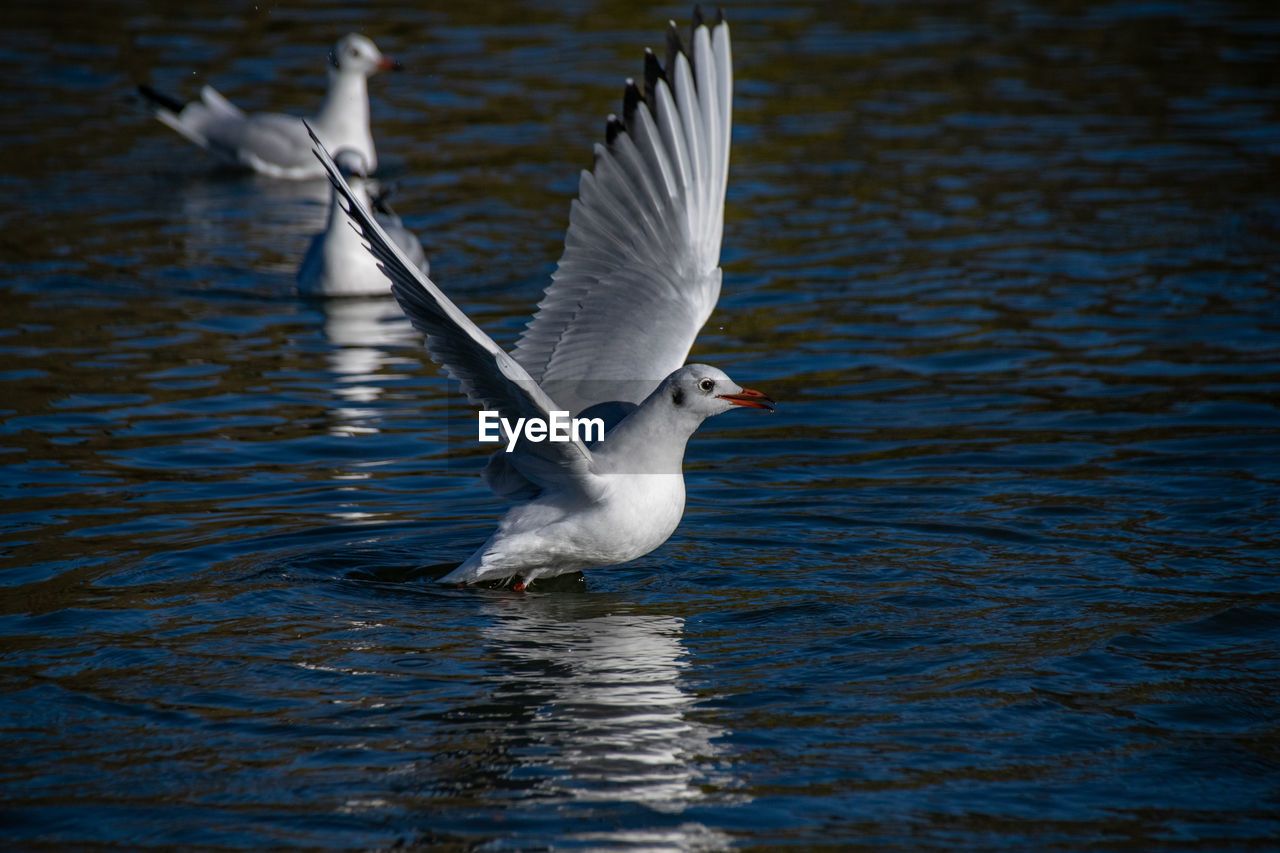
[313,11,773,589]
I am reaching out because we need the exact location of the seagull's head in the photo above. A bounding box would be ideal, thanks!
[331,33,402,76]
[328,148,376,204]
[333,148,370,179]
[663,364,775,421]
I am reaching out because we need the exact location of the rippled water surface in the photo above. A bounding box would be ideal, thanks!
[3,0,1279,849]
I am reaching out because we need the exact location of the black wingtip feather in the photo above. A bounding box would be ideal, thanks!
[605,114,625,146]
[716,7,726,25]
[138,83,185,114]
[622,79,643,129]
[643,48,667,102]
[665,21,684,76]
[693,5,705,29]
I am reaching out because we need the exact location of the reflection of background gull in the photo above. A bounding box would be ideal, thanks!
[478,596,740,850]
[172,174,330,275]
[316,295,416,437]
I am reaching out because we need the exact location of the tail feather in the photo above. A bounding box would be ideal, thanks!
[138,84,186,115]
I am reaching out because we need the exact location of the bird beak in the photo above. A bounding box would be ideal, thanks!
[379,56,403,72]
[717,387,776,411]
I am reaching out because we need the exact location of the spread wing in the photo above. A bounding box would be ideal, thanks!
[309,127,596,489]
[512,12,733,416]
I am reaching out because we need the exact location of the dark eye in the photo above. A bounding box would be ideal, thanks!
[349,48,359,57]
[698,378,715,393]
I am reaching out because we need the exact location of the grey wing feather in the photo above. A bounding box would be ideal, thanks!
[308,126,594,487]
[197,85,245,119]
[512,16,732,417]
[147,85,320,177]
[213,114,313,173]
[381,213,429,275]
[374,191,430,275]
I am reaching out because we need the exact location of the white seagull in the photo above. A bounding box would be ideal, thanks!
[313,11,772,589]
[140,33,399,180]
[298,149,428,297]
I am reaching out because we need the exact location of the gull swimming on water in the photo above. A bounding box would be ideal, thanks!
[140,33,400,180]
[312,11,772,589]
[298,149,427,297]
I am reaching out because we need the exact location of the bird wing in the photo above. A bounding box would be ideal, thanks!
[309,127,596,491]
[382,213,428,274]
[221,113,319,177]
[372,188,430,274]
[511,13,733,417]
[197,85,245,119]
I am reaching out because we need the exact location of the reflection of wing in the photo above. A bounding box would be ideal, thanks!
[513,15,733,416]
[310,128,598,491]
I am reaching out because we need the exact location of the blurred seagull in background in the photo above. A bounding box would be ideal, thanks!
[140,33,399,179]
[312,10,773,589]
[298,149,427,296]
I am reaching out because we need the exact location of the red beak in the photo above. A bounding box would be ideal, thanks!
[717,387,776,411]
[378,56,403,72]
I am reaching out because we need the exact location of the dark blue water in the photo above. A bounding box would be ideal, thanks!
[3,0,1279,849]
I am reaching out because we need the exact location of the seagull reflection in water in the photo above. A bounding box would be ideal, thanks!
[414,597,743,848]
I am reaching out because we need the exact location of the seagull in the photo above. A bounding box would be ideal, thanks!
[298,149,428,297]
[312,10,772,589]
[139,33,400,179]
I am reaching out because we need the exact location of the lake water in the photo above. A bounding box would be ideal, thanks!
[2,0,1278,849]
